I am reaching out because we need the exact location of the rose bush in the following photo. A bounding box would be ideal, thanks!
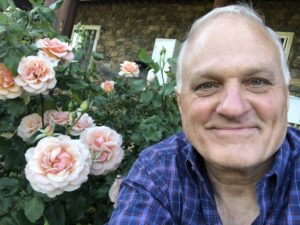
[0,1,181,225]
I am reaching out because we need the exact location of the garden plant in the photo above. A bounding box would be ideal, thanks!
[0,0,181,224]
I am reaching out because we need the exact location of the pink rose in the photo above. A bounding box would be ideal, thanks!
[109,175,122,208]
[36,38,74,64]
[0,63,22,99]
[14,56,56,94]
[44,110,69,125]
[100,80,115,93]
[43,110,58,125]
[70,113,95,136]
[17,113,42,141]
[118,61,139,77]
[25,135,92,198]
[80,126,124,175]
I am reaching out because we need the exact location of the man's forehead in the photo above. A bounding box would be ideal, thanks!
[189,14,266,42]
[185,14,277,60]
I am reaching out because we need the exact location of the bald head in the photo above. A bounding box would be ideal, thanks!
[175,4,290,92]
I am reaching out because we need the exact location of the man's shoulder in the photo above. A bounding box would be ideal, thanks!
[287,127,300,142]
[286,127,300,154]
[124,132,192,191]
[138,132,191,164]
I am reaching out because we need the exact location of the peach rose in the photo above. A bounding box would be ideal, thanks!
[14,56,56,94]
[0,63,22,99]
[36,38,74,64]
[70,113,95,136]
[100,80,115,93]
[118,61,139,77]
[17,113,43,141]
[80,126,124,175]
[44,110,69,125]
[109,175,122,208]
[25,135,92,198]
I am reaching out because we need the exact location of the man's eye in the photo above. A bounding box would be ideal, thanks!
[196,82,218,90]
[249,78,269,86]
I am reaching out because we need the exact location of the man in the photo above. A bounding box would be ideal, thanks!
[107,4,300,225]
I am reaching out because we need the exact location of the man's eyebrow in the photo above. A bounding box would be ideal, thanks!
[188,66,277,82]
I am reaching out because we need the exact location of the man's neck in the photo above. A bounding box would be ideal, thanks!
[205,158,274,225]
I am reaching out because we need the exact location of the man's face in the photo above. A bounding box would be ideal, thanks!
[176,16,289,170]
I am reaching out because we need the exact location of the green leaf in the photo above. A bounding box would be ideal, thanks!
[0,50,8,59]
[3,52,20,75]
[164,83,175,96]
[150,62,160,73]
[131,80,146,92]
[69,62,80,75]
[45,203,65,225]
[137,48,152,64]
[0,178,20,197]
[6,99,26,117]
[19,46,32,56]
[55,63,69,73]
[0,0,14,11]
[144,128,162,142]
[0,196,13,216]
[67,81,89,90]
[140,90,154,103]
[24,197,44,223]
[12,210,33,225]
[8,23,23,33]
[0,25,6,33]
[43,219,49,225]
[0,115,15,132]
[20,92,31,105]
[0,216,16,225]
[91,51,104,61]
[6,32,19,48]
[48,0,63,10]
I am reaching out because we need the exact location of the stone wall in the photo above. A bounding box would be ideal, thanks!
[75,0,300,96]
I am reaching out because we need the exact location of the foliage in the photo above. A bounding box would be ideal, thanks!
[0,1,181,224]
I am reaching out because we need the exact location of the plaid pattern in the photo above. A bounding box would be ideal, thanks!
[107,127,300,225]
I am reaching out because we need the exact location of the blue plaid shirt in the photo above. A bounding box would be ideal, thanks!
[107,127,300,224]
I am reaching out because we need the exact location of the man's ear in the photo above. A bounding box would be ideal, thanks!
[174,86,182,114]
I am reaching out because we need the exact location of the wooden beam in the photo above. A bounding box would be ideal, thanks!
[213,0,231,8]
[44,0,80,37]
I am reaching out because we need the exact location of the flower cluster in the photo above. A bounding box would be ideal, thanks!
[0,38,73,99]
[13,58,157,200]
[18,109,124,197]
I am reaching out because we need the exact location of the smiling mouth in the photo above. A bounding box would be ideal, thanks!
[210,126,258,136]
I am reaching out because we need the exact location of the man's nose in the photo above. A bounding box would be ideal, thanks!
[216,86,251,118]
